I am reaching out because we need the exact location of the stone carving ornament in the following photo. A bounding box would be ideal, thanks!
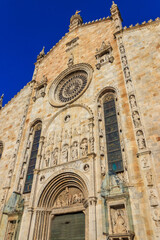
[152,209,160,227]
[111,208,127,234]
[54,187,84,208]
[48,63,93,107]
[80,138,88,157]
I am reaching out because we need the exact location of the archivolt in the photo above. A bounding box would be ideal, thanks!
[38,172,88,208]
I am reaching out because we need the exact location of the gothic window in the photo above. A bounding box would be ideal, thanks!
[0,141,3,160]
[103,94,123,172]
[24,123,42,193]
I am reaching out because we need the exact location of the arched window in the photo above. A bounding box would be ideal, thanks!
[103,93,123,173]
[0,141,3,160]
[24,122,42,193]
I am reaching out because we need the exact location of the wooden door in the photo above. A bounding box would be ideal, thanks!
[50,212,85,240]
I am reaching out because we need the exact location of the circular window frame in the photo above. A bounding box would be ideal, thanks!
[48,63,93,107]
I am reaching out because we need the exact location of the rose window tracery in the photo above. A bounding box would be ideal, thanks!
[48,64,93,107]
[57,72,87,102]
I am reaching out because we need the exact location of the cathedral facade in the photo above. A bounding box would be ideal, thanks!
[0,2,160,240]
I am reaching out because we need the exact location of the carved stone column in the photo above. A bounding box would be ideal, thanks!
[88,197,97,240]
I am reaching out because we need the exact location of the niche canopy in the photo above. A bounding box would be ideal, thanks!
[48,63,93,107]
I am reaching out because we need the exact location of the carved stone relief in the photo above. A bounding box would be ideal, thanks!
[54,187,84,208]
[110,205,128,234]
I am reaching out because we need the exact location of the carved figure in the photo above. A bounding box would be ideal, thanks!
[45,149,50,167]
[141,156,149,168]
[132,111,141,128]
[146,170,153,186]
[62,145,68,162]
[129,95,137,108]
[54,187,84,208]
[136,130,146,149]
[126,79,133,92]
[52,148,58,165]
[80,138,88,156]
[119,45,125,54]
[152,209,160,227]
[111,208,127,234]
[149,190,158,206]
[84,164,89,171]
[124,67,130,79]
[121,56,128,66]
[71,142,78,160]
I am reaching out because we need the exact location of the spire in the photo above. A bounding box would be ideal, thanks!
[110,1,122,32]
[37,46,45,61]
[69,11,83,32]
[0,94,4,109]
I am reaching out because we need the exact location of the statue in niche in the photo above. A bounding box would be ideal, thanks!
[132,111,141,128]
[146,170,153,186]
[80,138,88,157]
[149,190,158,207]
[118,37,123,44]
[111,208,127,234]
[152,209,160,227]
[62,145,68,162]
[136,130,146,150]
[121,56,128,66]
[141,156,149,168]
[119,44,125,54]
[124,67,130,79]
[45,149,50,167]
[126,79,133,92]
[52,148,58,166]
[20,168,25,179]
[71,142,78,160]
[129,95,137,108]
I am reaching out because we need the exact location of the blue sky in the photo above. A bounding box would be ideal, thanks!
[0,0,160,106]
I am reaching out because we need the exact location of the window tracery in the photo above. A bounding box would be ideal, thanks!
[23,122,42,193]
[103,94,123,172]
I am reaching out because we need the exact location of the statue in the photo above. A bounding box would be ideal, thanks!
[129,95,137,108]
[71,142,78,160]
[111,208,127,234]
[132,111,141,128]
[62,145,68,162]
[52,148,58,166]
[80,139,88,156]
[152,209,160,227]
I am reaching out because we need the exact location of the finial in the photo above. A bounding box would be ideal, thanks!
[75,10,81,15]
[37,46,45,61]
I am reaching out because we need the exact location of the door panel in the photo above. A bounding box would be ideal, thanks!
[50,212,85,240]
